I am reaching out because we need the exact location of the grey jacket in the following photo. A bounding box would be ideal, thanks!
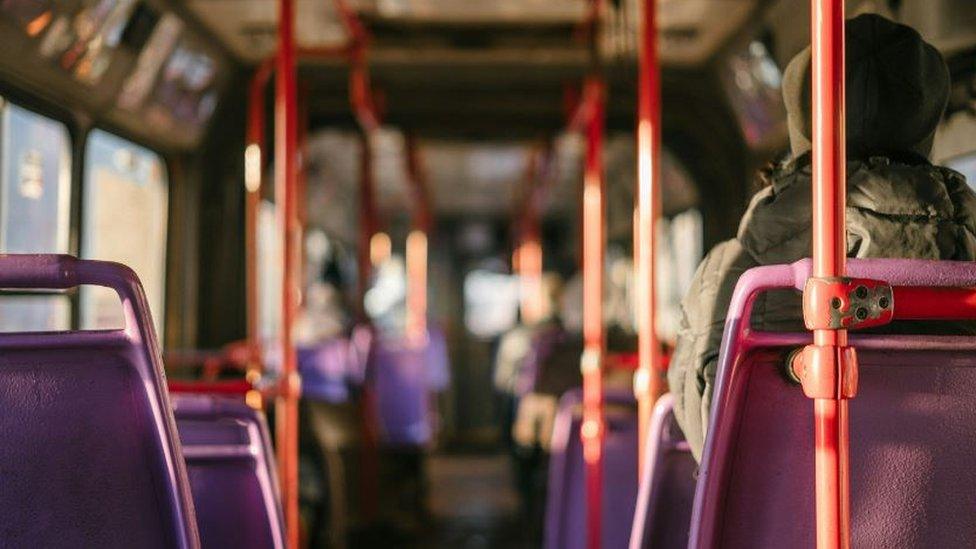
[668,155,976,460]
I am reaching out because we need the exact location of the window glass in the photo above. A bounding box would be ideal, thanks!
[464,269,519,339]
[57,0,138,85]
[656,209,703,342]
[721,40,788,149]
[146,37,218,129]
[4,0,140,85]
[0,101,72,331]
[945,153,976,189]
[81,129,167,336]
[258,199,282,353]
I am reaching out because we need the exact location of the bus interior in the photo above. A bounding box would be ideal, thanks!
[2,0,976,548]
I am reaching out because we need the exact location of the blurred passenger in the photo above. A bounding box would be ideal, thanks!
[492,274,562,397]
[295,253,362,548]
[668,14,976,461]
[492,314,535,449]
[501,273,584,540]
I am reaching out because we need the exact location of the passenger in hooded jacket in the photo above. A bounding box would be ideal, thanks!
[668,13,976,461]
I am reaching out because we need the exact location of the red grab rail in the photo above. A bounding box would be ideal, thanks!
[580,76,606,549]
[634,0,664,475]
[245,58,274,379]
[514,144,548,325]
[804,2,851,548]
[274,0,301,546]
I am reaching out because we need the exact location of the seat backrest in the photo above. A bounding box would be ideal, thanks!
[544,388,639,549]
[691,259,976,548]
[371,338,433,446]
[172,394,285,549]
[370,329,451,446]
[0,254,198,548]
[628,394,696,549]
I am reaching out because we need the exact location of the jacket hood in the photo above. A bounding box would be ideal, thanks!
[738,158,976,264]
[782,14,950,159]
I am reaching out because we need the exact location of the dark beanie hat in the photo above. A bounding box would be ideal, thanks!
[782,13,950,159]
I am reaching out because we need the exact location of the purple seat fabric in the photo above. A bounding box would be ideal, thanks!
[691,258,976,548]
[371,340,431,446]
[370,327,450,446]
[172,394,285,549]
[0,255,198,548]
[544,388,639,549]
[628,394,696,549]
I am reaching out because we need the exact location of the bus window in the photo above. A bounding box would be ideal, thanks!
[657,209,704,343]
[464,267,519,339]
[5,0,140,85]
[258,199,282,356]
[721,40,788,149]
[0,100,71,331]
[81,129,167,336]
[945,153,976,188]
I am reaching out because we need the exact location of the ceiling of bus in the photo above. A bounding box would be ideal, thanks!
[303,128,700,242]
[182,0,976,228]
[183,0,761,66]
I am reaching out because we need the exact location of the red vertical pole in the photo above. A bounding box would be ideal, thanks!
[356,132,380,522]
[581,77,606,549]
[518,146,545,324]
[246,58,273,375]
[297,84,309,295]
[405,135,431,345]
[357,134,377,320]
[810,1,849,548]
[634,0,663,474]
[274,0,300,546]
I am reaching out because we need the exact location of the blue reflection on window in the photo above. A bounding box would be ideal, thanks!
[0,101,72,331]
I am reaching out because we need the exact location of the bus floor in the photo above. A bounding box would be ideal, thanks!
[352,450,533,548]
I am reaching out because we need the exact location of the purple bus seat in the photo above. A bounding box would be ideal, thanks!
[298,338,354,403]
[172,394,285,549]
[372,338,433,446]
[370,328,451,446]
[691,258,976,548]
[628,394,696,549]
[545,388,639,549]
[0,254,198,548]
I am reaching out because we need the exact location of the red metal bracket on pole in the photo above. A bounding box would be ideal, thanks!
[805,2,850,547]
[634,0,664,476]
[801,277,893,330]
